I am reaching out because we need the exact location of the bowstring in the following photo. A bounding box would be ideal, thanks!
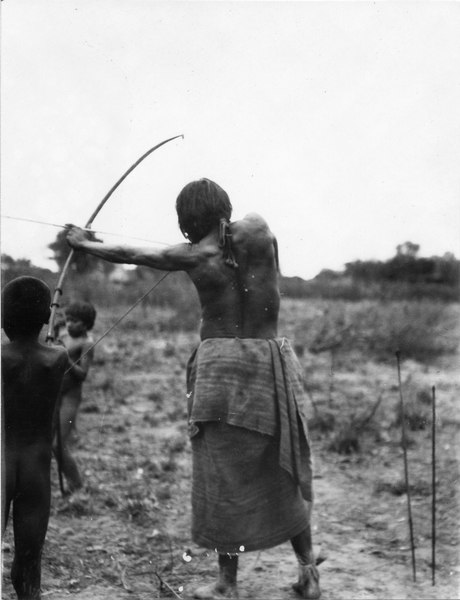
[2,214,170,246]
[62,271,171,374]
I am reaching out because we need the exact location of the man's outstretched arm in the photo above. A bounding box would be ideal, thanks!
[66,225,200,272]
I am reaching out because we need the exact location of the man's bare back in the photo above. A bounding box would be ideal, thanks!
[67,213,280,340]
[187,213,280,339]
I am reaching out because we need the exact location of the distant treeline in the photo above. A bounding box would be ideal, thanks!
[1,255,57,290]
[2,240,459,309]
[281,242,459,302]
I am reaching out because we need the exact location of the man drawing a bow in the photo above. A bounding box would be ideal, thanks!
[66,177,321,600]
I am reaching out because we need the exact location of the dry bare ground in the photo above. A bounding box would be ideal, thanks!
[2,299,459,599]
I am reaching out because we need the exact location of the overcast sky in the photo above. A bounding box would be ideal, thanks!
[1,1,459,280]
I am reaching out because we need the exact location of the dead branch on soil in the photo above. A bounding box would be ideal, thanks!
[356,392,384,430]
[112,554,133,592]
[154,571,183,599]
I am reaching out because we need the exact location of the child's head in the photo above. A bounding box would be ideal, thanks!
[1,276,51,340]
[64,300,96,332]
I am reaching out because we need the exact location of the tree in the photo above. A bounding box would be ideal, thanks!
[396,241,420,258]
[1,254,55,287]
[48,231,114,276]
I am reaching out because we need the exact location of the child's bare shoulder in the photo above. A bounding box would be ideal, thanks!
[63,332,93,351]
[77,334,94,353]
[1,342,67,373]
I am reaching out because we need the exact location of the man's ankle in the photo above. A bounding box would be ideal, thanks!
[293,563,321,600]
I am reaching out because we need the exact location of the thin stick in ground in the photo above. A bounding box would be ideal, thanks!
[395,350,417,583]
[431,385,436,586]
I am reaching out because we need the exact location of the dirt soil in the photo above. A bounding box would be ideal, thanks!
[2,317,460,600]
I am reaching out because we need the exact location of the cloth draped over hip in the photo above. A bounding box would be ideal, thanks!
[186,337,312,502]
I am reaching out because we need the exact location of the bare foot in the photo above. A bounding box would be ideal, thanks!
[193,581,239,599]
[292,564,321,599]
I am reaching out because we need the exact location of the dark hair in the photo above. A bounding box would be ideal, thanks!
[176,178,232,243]
[1,276,51,339]
[65,300,96,330]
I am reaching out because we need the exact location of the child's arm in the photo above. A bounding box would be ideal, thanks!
[67,342,94,382]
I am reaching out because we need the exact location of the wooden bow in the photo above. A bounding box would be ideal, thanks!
[46,134,183,496]
[46,134,183,343]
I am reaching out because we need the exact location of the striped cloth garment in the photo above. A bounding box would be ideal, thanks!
[186,337,313,553]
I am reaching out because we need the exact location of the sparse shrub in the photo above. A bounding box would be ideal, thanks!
[166,436,187,454]
[81,401,100,414]
[308,411,336,434]
[294,343,305,357]
[103,495,118,509]
[143,413,162,427]
[120,483,158,525]
[159,307,201,333]
[156,485,172,501]
[326,393,384,454]
[355,300,459,362]
[374,478,431,496]
[56,491,95,517]
[393,386,432,431]
[328,425,361,454]
[148,390,164,404]
[160,456,177,473]
[92,355,106,367]
[164,342,176,357]
[289,298,459,364]
[416,388,432,405]
[166,405,188,421]
[394,408,430,431]
[113,423,127,433]
[121,498,155,525]
[93,373,112,392]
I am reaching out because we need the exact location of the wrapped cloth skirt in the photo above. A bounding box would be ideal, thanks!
[191,421,310,554]
[187,337,313,554]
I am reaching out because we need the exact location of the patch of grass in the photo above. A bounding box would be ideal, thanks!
[281,298,459,364]
[393,387,433,431]
[55,491,96,517]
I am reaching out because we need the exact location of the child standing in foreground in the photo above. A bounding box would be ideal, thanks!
[54,300,96,493]
[1,276,68,600]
